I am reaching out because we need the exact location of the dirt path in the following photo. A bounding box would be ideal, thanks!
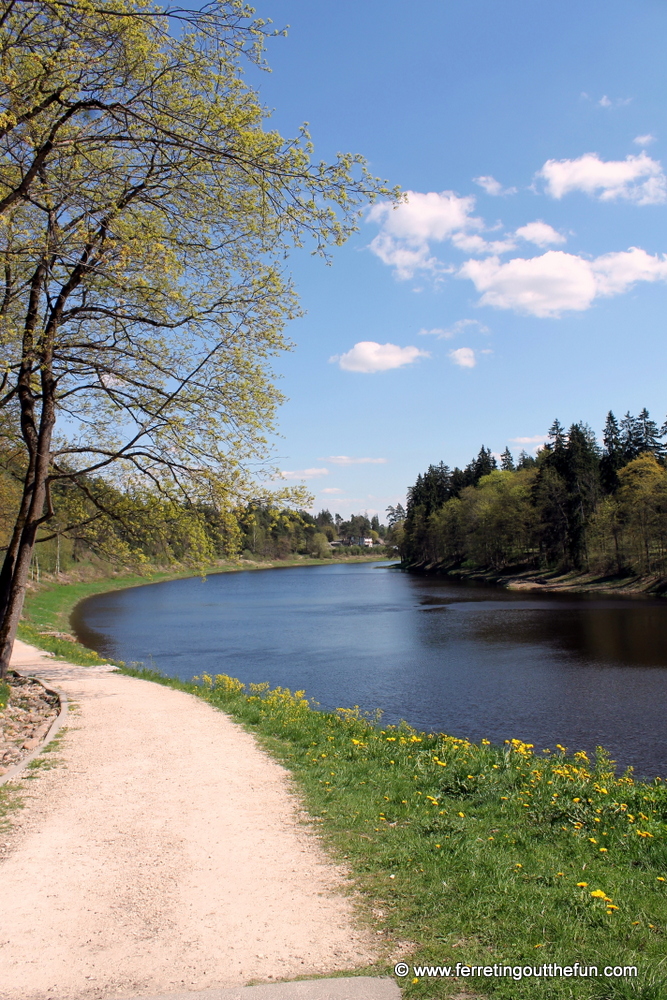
[0,641,376,1000]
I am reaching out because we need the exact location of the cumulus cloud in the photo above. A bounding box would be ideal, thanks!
[280,468,329,480]
[321,456,388,465]
[634,134,656,147]
[451,231,516,254]
[474,175,517,196]
[539,151,667,205]
[368,190,485,278]
[459,247,667,317]
[367,189,530,279]
[331,341,429,373]
[515,220,566,247]
[449,347,477,368]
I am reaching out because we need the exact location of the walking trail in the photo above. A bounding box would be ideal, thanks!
[0,641,378,1000]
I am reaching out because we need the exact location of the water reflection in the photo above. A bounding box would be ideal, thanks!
[71,563,667,778]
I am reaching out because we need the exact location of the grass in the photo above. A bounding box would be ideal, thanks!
[119,665,667,1000]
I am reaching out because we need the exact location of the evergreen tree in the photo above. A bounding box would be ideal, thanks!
[500,447,515,472]
[636,408,664,459]
[562,423,600,567]
[620,412,642,464]
[517,450,537,469]
[601,411,623,493]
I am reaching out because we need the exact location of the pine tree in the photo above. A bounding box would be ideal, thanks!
[600,411,623,493]
[636,408,664,459]
[620,412,642,463]
[500,447,515,471]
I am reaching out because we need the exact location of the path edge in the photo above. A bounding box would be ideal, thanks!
[0,672,69,786]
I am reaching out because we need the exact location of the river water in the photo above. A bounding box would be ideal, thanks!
[71,561,667,779]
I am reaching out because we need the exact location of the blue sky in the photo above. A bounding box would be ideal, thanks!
[247,0,667,519]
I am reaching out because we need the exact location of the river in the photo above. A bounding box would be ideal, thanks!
[71,560,667,779]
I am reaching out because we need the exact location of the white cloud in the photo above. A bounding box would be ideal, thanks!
[451,231,516,255]
[449,347,477,368]
[331,341,429,373]
[419,318,490,339]
[368,190,484,278]
[474,175,517,196]
[539,151,667,205]
[368,190,479,243]
[280,468,329,480]
[368,189,529,279]
[460,251,596,317]
[321,487,344,494]
[599,95,612,108]
[515,220,566,247]
[592,246,667,296]
[459,247,667,317]
[634,134,656,147]
[321,456,388,465]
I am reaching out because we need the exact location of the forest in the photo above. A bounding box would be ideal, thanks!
[399,408,667,577]
[0,456,387,575]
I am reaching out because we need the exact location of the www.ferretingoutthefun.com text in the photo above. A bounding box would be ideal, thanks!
[393,962,638,982]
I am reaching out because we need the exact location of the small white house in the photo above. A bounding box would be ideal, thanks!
[362,537,374,548]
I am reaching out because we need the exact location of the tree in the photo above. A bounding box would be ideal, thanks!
[600,410,623,493]
[500,446,515,472]
[617,453,667,573]
[0,2,394,676]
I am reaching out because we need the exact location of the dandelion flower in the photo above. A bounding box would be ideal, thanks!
[577,882,588,887]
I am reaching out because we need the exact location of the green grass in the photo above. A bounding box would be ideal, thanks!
[119,666,667,1000]
[0,681,9,709]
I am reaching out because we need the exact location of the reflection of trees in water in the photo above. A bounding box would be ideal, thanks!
[423,606,667,668]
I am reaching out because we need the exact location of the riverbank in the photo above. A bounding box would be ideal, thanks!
[118,666,667,1000]
[19,553,392,667]
[406,562,667,597]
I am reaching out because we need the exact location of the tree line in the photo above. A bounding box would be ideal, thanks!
[399,408,667,576]
[0,452,388,573]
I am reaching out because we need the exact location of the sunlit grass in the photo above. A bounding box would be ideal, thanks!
[120,666,667,1000]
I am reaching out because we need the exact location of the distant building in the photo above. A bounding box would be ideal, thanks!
[362,537,374,547]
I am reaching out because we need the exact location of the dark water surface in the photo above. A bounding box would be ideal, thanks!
[71,562,667,778]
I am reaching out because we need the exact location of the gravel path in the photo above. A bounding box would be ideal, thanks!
[0,641,376,1000]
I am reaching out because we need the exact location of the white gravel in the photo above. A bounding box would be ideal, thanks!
[0,641,376,1000]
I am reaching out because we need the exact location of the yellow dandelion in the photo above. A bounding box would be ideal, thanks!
[577,882,588,887]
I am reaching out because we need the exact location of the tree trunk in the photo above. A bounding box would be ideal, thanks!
[0,424,53,677]
[0,454,36,624]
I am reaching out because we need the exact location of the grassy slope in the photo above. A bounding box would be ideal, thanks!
[115,668,667,1000]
